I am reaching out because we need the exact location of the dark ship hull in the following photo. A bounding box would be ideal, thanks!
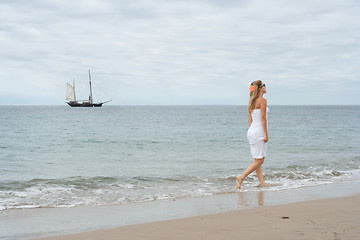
[67,101,103,107]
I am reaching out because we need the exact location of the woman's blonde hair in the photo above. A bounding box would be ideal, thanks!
[248,80,263,113]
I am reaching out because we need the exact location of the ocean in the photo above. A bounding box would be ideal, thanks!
[1,105,360,211]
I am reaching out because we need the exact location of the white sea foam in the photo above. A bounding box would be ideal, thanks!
[1,166,359,210]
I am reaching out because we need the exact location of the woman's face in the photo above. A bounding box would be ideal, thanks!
[259,83,266,94]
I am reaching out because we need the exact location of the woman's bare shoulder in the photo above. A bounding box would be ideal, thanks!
[255,97,267,109]
[259,98,267,108]
[257,97,267,104]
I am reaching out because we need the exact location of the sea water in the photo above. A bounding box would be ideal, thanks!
[0,105,359,211]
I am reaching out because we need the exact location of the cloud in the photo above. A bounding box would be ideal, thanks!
[0,0,359,105]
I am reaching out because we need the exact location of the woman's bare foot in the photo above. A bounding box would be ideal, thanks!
[236,175,244,189]
[258,183,270,187]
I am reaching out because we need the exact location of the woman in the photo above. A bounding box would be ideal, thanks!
[236,80,269,189]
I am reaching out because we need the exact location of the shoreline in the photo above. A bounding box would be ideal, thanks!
[1,181,360,239]
[2,181,359,240]
[35,193,360,240]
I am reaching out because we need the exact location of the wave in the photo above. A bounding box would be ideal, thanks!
[1,163,359,210]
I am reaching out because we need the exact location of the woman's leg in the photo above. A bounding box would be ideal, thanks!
[256,165,269,186]
[236,158,264,189]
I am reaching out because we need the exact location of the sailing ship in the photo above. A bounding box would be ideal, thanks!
[66,70,111,107]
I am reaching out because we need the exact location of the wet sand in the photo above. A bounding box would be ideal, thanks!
[35,194,360,240]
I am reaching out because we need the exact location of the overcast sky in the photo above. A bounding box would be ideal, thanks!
[0,0,359,105]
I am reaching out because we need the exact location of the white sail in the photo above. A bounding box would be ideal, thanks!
[66,83,75,101]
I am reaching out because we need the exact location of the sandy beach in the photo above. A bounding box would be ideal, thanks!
[35,194,360,240]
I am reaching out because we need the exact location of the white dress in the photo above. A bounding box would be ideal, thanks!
[247,107,269,159]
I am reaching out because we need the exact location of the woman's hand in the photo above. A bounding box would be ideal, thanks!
[263,135,269,143]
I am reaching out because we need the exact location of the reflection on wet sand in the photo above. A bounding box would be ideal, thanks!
[237,191,264,207]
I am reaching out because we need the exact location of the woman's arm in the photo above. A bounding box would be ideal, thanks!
[248,112,252,127]
[260,98,268,142]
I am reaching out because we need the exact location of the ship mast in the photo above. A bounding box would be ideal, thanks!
[88,69,93,104]
[73,80,76,101]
